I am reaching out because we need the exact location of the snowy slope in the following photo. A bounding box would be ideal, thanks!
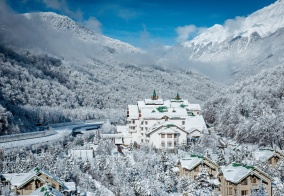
[183,0,284,47]
[23,12,141,54]
[162,0,284,83]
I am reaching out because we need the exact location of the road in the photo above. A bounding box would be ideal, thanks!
[0,120,106,149]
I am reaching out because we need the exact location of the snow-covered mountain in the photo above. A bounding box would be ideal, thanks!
[161,0,284,83]
[0,11,146,69]
[0,11,222,134]
[185,0,284,46]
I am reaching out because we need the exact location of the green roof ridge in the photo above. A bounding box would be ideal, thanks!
[232,163,253,169]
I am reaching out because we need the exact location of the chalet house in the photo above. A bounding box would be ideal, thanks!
[103,91,208,149]
[0,167,74,195]
[177,154,219,180]
[252,148,284,167]
[216,163,273,196]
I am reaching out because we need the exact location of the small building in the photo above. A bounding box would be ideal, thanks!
[217,163,273,196]
[252,148,284,167]
[177,154,219,180]
[1,167,65,195]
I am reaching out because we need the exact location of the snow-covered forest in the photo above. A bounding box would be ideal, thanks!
[0,44,221,135]
[203,65,284,148]
[1,128,284,196]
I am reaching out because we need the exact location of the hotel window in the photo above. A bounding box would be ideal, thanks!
[161,134,165,138]
[141,127,143,131]
[145,121,148,125]
[146,127,148,131]
[229,188,233,195]
[132,120,135,124]
[141,139,143,142]
[161,142,165,147]
[182,121,185,125]
[168,142,172,147]
[241,190,248,196]
[174,134,177,138]
[167,134,172,138]
[241,179,248,185]
[141,121,144,125]
[251,177,257,183]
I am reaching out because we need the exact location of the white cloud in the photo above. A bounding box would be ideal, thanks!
[175,24,206,43]
[118,9,137,20]
[83,17,102,34]
[42,0,83,20]
[43,0,61,9]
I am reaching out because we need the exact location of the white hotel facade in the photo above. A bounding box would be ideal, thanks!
[112,91,208,149]
[104,91,208,149]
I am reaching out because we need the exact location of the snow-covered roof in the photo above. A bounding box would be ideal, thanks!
[2,173,35,188]
[70,149,94,160]
[64,181,76,192]
[184,115,207,132]
[221,163,254,183]
[141,107,188,119]
[179,155,204,170]
[187,104,201,111]
[252,148,276,161]
[144,98,164,105]
[2,167,63,189]
[116,126,129,135]
[31,184,64,196]
[147,122,187,135]
[128,105,139,119]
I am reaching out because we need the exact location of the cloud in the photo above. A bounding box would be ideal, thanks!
[83,17,102,34]
[43,0,60,9]
[42,0,83,20]
[175,25,206,43]
[118,9,138,20]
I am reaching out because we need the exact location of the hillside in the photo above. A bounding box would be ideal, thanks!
[0,12,222,135]
[203,65,284,148]
[161,0,284,82]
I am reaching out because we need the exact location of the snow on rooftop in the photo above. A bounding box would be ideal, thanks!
[187,104,201,111]
[2,173,34,187]
[64,181,76,191]
[221,163,253,183]
[144,99,164,105]
[141,107,188,119]
[128,105,139,119]
[184,115,207,132]
[179,155,204,170]
[252,148,275,161]
[116,126,129,135]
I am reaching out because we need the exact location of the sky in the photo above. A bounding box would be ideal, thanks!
[5,0,277,48]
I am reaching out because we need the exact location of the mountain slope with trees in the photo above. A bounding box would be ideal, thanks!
[203,65,284,148]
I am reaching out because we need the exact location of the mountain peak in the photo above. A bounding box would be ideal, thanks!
[183,0,284,47]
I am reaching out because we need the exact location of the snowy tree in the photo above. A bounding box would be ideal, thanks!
[178,175,191,194]
[217,150,227,166]
[251,181,269,196]
[194,166,213,196]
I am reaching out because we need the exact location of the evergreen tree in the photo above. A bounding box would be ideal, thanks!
[194,166,213,196]
[251,181,269,196]
[217,150,227,166]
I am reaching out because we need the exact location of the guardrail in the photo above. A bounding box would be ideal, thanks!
[0,130,57,143]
